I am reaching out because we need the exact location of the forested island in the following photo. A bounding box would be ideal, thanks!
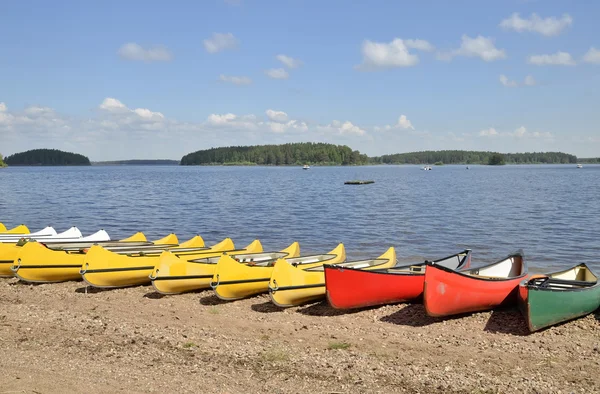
[181,143,369,165]
[92,160,180,166]
[369,150,577,165]
[4,149,91,166]
[0,153,7,168]
[181,144,581,166]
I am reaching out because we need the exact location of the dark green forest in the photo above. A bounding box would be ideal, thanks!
[369,150,577,165]
[4,149,91,166]
[0,153,6,168]
[181,143,369,165]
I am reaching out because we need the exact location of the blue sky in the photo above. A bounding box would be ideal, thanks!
[1,0,599,160]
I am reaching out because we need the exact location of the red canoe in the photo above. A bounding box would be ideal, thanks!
[423,250,527,317]
[325,250,472,310]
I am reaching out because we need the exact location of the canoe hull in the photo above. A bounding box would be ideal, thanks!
[12,243,85,283]
[424,265,524,317]
[325,267,425,309]
[519,282,600,332]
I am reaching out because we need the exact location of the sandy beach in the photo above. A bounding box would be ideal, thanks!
[0,277,598,394]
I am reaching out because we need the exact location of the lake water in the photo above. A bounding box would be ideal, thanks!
[1,164,598,272]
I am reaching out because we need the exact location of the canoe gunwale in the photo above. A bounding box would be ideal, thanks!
[269,281,325,293]
[426,249,526,282]
[210,275,271,289]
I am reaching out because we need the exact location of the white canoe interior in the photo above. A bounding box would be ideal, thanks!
[306,258,389,272]
[189,252,289,266]
[465,255,524,279]
[528,264,598,290]
[0,226,57,240]
[287,253,338,267]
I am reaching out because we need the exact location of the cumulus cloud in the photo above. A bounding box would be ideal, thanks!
[514,126,527,137]
[500,13,572,36]
[276,54,302,69]
[203,33,238,53]
[355,38,433,70]
[265,109,289,123]
[524,75,536,86]
[583,47,600,64]
[479,128,498,137]
[440,35,506,62]
[219,74,252,85]
[528,51,576,66]
[499,75,536,87]
[265,68,289,79]
[319,120,366,136]
[396,115,414,130]
[0,102,6,112]
[499,75,518,87]
[117,43,173,62]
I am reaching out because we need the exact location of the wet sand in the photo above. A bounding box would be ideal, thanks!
[0,278,598,393]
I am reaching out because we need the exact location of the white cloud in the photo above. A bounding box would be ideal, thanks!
[219,74,252,85]
[528,51,576,66]
[500,13,573,36]
[405,39,435,52]
[265,109,289,123]
[479,128,498,137]
[442,35,506,62]
[276,55,303,69]
[203,33,238,53]
[0,102,8,112]
[499,75,518,87]
[117,43,172,62]
[396,115,414,130]
[583,47,600,64]
[514,126,527,137]
[207,113,239,125]
[356,38,433,70]
[323,120,366,136]
[524,75,536,86]
[265,68,289,79]
[99,98,128,112]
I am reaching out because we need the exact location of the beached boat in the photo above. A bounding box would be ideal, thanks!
[0,227,83,243]
[10,234,200,283]
[0,226,55,240]
[423,250,527,317]
[269,247,396,307]
[81,238,236,288]
[0,224,30,235]
[212,243,346,301]
[150,240,298,295]
[518,264,600,332]
[325,249,472,309]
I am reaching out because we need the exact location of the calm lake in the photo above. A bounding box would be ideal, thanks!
[1,164,598,271]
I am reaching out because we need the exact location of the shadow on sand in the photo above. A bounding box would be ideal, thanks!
[483,308,530,336]
[251,300,285,313]
[75,286,113,294]
[380,303,475,327]
[199,293,230,305]
[143,291,166,299]
[296,300,381,316]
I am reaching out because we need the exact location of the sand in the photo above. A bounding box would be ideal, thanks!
[0,278,599,394]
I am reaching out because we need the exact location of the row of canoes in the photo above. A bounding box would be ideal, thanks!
[1,223,599,333]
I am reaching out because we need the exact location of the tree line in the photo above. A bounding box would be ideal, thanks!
[4,149,91,166]
[181,143,369,165]
[0,153,6,168]
[369,150,578,165]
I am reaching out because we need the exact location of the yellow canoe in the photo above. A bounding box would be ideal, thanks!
[212,243,346,301]
[150,240,269,294]
[269,247,396,307]
[10,234,201,283]
[0,223,5,232]
[0,224,30,235]
[81,238,235,288]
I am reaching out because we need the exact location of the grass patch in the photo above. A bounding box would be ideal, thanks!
[182,342,196,349]
[261,348,290,363]
[328,341,351,350]
[208,306,220,314]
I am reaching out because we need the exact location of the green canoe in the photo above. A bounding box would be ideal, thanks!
[518,264,600,332]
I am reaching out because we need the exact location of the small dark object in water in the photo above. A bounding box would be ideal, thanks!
[344,180,375,185]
